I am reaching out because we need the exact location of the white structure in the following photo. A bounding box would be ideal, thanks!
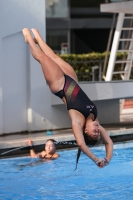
[0,0,70,135]
[101,1,133,81]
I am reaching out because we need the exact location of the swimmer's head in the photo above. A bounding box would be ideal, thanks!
[45,139,56,154]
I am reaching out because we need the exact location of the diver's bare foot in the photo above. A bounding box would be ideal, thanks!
[22,28,32,43]
[31,28,41,44]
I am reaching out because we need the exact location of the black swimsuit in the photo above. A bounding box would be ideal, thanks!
[54,75,97,120]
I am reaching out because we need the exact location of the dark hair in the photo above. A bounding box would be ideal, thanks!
[45,139,56,148]
[46,139,56,143]
[74,133,99,171]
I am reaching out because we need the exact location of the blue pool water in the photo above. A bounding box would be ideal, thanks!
[0,147,133,200]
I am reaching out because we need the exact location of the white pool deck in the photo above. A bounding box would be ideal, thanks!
[0,108,133,151]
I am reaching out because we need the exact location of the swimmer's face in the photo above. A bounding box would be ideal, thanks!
[45,141,56,154]
[85,121,100,140]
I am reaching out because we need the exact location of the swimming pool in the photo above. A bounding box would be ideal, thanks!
[0,147,133,200]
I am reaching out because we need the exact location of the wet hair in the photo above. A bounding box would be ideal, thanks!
[45,139,56,148]
[46,139,56,143]
[74,133,100,171]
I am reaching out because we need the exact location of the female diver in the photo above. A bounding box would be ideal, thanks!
[22,28,113,169]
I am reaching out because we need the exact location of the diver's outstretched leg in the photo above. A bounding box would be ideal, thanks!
[22,28,65,93]
[31,28,78,82]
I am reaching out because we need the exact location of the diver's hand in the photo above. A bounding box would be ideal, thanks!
[103,157,110,166]
[96,157,110,168]
[95,158,105,168]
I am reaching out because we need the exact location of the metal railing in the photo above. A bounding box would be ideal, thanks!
[68,60,104,82]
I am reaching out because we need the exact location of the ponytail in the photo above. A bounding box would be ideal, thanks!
[74,132,99,170]
[74,148,81,171]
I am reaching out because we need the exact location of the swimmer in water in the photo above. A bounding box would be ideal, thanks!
[26,139,60,159]
[23,28,113,169]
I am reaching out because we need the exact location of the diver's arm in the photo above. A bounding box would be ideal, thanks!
[99,125,113,162]
[72,121,104,167]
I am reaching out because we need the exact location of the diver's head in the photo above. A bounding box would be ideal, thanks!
[45,139,56,155]
[84,120,100,141]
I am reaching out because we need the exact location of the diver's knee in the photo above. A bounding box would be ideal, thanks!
[38,52,48,62]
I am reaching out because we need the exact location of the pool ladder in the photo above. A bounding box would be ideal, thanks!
[104,13,133,81]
